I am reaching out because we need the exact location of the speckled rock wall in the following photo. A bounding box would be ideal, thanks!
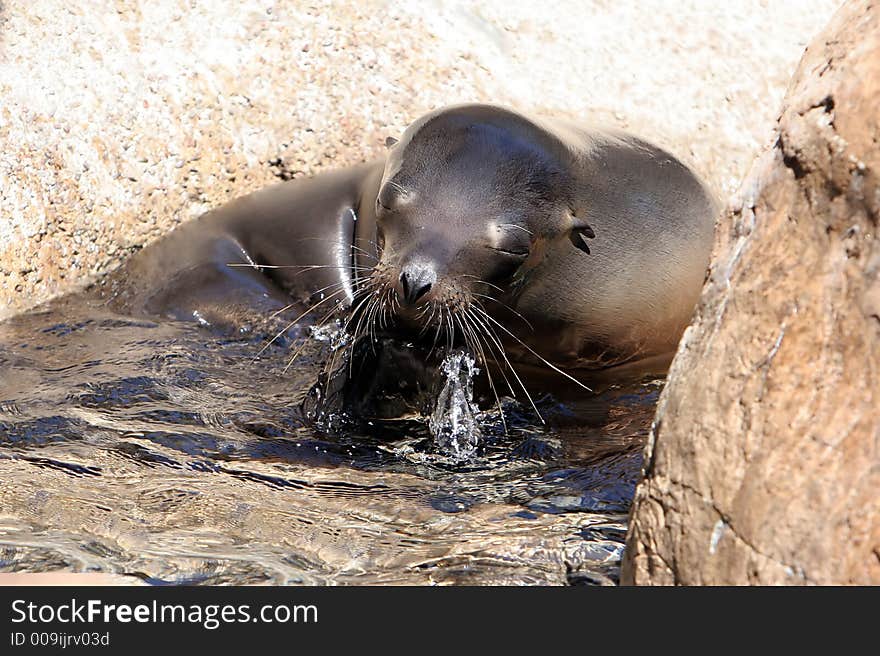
[0,0,840,319]
[622,0,880,585]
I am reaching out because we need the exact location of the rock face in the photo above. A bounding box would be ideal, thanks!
[0,0,840,319]
[622,0,880,585]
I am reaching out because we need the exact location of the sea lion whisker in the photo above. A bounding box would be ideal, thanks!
[228,262,374,284]
[259,288,348,361]
[351,278,382,300]
[364,292,383,352]
[370,293,386,349]
[448,307,456,352]
[342,293,379,376]
[323,326,347,381]
[466,306,543,423]
[254,286,349,360]
[363,295,381,347]
[227,263,374,271]
[456,311,508,434]
[426,305,447,360]
[471,293,534,331]
[328,292,366,378]
[444,306,454,352]
[497,223,533,236]
[343,291,377,337]
[306,280,354,299]
[338,284,388,376]
[345,293,375,338]
[281,302,344,373]
[267,303,295,321]
[471,304,592,392]
[349,244,379,262]
[352,237,384,256]
[457,275,506,294]
[268,236,379,262]
[386,180,409,194]
[417,304,439,337]
[382,287,396,330]
[463,307,517,399]
[346,294,377,354]
[282,342,311,373]
[467,321,513,435]
[277,280,379,372]
[415,303,436,324]
[380,292,392,330]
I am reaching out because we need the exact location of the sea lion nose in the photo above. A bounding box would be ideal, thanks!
[399,264,436,305]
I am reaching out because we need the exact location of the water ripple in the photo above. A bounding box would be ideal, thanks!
[0,295,657,585]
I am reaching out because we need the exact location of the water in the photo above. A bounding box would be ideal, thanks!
[428,352,483,461]
[0,294,659,585]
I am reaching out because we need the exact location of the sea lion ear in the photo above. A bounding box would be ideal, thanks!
[567,212,596,255]
[385,136,399,148]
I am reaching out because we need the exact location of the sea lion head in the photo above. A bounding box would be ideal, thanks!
[363,105,589,342]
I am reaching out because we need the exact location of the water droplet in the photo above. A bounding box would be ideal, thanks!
[428,351,482,461]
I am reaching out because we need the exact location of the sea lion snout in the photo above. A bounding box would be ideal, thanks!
[398,263,436,306]
[366,254,471,336]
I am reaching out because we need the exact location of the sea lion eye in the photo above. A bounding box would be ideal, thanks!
[376,179,412,214]
[487,222,532,258]
[487,246,529,258]
[376,185,400,213]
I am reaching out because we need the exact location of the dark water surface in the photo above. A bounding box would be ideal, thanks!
[0,295,658,585]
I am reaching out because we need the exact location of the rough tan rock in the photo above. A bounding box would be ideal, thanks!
[0,0,839,319]
[622,0,880,585]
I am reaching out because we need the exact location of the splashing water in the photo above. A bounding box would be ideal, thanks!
[429,351,483,460]
[309,320,350,350]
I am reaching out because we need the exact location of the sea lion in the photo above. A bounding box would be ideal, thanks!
[99,104,719,412]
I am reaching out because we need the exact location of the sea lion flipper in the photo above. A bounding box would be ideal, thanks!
[136,233,293,331]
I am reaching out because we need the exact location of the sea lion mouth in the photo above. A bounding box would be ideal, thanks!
[393,304,439,332]
[353,289,468,348]
[395,302,470,345]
